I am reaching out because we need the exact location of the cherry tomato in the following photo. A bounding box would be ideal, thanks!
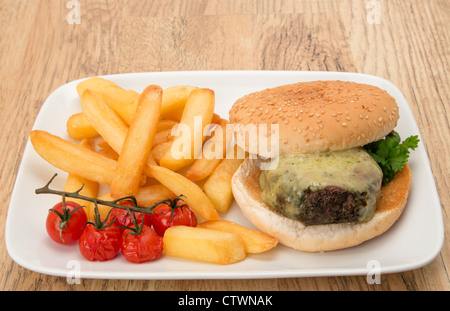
[78,222,121,262]
[121,225,163,263]
[46,201,87,245]
[151,200,197,236]
[109,201,144,232]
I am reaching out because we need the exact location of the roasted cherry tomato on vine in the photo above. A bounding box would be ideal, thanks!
[79,222,121,262]
[109,201,145,232]
[46,200,87,245]
[121,225,163,263]
[151,199,197,236]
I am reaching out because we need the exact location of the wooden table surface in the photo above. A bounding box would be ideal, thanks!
[0,0,448,291]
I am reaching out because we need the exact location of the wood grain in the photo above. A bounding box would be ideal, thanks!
[0,0,448,291]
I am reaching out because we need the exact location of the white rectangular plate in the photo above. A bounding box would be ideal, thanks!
[6,71,444,279]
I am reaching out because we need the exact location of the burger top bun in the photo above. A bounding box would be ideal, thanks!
[231,157,411,252]
[229,80,400,155]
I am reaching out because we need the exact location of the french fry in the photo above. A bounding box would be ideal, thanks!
[30,130,117,185]
[203,148,244,214]
[160,88,215,172]
[160,85,198,121]
[96,138,110,149]
[63,139,99,220]
[186,119,232,181]
[151,141,172,165]
[142,177,161,186]
[97,144,153,186]
[210,113,221,126]
[146,153,157,166]
[77,77,139,125]
[156,119,178,133]
[80,89,128,154]
[97,144,119,160]
[66,113,99,140]
[97,139,119,160]
[145,164,219,220]
[163,226,246,265]
[95,193,116,221]
[134,184,176,206]
[198,219,278,254]
[110,85,162,198]
[63,173,99,218]
[152,129,173,147]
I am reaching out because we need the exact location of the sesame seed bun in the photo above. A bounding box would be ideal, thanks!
[229,80,399,155]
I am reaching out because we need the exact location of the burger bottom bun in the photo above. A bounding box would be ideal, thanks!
[231,158,411,252]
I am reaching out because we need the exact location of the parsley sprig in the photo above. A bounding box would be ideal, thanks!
[364,132,420,184]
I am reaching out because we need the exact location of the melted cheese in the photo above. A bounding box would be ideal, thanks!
[259,148,383,224]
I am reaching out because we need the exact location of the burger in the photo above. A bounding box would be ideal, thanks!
[229,80,419,252]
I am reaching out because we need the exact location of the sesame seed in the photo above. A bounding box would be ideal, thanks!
[342,123,348,127]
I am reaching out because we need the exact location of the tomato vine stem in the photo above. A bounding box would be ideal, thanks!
[35,173,176,216]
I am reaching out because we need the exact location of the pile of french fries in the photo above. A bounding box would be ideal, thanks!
[30,77,278,265]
